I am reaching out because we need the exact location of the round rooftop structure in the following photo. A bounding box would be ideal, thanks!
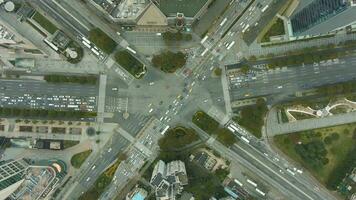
[4,1,15,12]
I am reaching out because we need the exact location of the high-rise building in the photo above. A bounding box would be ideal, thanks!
[150,160,188,200]
[290,0,356,36]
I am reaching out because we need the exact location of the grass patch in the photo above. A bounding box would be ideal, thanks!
[114,50,145,78]
[32,12,57,34]
[233,98,267,138]
[44,74,97,85]
[79,158,121,200]
[261,18,285,42]
[89,28,117,54]
[162,31,192,44]
[152,51,187,73]
[274,123,356,187]
[63,140,79,149]
[289,111,315,120]
[192,111,219,135]
[192,111,237,147]
[279,108,289,123]
[158,126,199,151]
[71,150,92,169]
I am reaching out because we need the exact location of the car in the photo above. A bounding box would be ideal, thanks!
[86,177,91,182]
[91,165,96,170]
[108,148,112,153]
[277,86,283,89]
[149,82,154,86]
[112,88,118,91]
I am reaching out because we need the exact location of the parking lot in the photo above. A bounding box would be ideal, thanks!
[0,79,98,112]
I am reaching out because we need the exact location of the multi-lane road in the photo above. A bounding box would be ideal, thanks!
[228,56,356,101]
[3,0,346,200]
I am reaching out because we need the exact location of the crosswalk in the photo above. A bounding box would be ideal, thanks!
[105,97,128,113]
[119,113,150,136]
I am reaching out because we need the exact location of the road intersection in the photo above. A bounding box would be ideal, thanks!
[1,0,349,199]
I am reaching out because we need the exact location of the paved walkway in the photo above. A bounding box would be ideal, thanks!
[245,32,356,57]
[266,107,356,136]
[97,74,107,124]
[221,66,233,116]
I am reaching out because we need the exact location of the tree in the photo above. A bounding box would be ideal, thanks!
[88,28,117,54]
[295,139,328,169]
[215,168,230,182]
[152,51,187,73]
[216,128,237,147]
[240,65,250,74]
[214,68,222,76]
[324,136,332,145]
[158,127,199,151]
[330,132,340,141]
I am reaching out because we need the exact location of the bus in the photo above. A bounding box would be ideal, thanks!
[200,35,208,44]
[287,168,296,176]
[241,136,250,144]
[201,48,209,56]
[43,39,58,51]
[220,17,227,26]
[227,126,235,133]
[82,40,91,48]
[227,41,235,50]
[261,5,269,12]
[234,179,243,187]
[91,48,100,56]
[82,37,90,44]
[247,179,257,187]
[242,24,250,33]
[256,188,266,196]
[161,125,170,135]
[229,123,239,132]
[126,46,136,54]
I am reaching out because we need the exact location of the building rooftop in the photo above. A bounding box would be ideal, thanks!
[297,6,356,36]
[291,0,348,34]
[136,3,167,26]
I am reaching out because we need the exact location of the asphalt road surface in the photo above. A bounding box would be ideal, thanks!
[229,56,356,100]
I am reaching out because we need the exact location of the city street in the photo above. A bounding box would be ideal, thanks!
[228,56,356,101]
[0,0,350,199]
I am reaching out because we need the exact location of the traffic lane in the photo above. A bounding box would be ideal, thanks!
[211,142,307,200]
[78,135,129,189]
[230,145,322,200]
[35,0,88,36]
[0,79,97,96]
[234,140,331,199]
[192,123,315,199]
[230,61,356,99]
[53,0,93,31]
